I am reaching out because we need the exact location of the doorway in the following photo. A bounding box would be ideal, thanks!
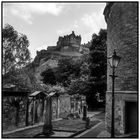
[125,101,138,134]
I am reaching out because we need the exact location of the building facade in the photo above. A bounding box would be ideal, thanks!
[104,2,138,136]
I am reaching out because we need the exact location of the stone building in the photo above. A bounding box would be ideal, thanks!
[47,31,82,53]
[104,2,138,136]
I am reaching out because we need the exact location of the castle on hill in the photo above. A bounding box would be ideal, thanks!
[47,31,82,53]
[36,31,83,61]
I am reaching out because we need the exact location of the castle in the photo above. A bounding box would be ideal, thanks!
[47,31,82,53]
[35,31,82,64]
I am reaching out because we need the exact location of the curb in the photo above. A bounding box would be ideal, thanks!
[70,120,101,138]
[74,121,102,138]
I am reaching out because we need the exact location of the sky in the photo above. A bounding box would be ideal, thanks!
[3,2,107,59]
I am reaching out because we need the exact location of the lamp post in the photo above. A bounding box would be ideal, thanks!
[108,50,121,138]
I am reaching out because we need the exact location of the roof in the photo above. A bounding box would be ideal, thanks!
[29,91,57,97]
[29,91,47,97]
[48,92,56,97]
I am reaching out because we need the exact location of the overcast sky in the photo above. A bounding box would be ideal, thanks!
[3,2,107,58]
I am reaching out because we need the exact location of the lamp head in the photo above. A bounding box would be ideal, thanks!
[108,50,121,68]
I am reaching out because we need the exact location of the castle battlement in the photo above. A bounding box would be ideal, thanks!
[44,31,82,54]
[57,31,81,49]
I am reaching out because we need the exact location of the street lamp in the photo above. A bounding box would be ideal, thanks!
[108,50,121,138]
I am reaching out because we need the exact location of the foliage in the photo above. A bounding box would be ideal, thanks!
[41,57,83,87]
[40,68,57,85]
[3,68,30,91]
[3,63,46,92]
[40,50,91,96]
[47,84,66,95]
[3,24,31,75]
[57,57,83,85]
[67,75,90,95]
[87,29,107,108]
[89,29,107,84]
[67,54,90,95]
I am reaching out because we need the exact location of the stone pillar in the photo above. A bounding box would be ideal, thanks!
[73,99,76,113]
[37,98,42,123]
[43,99,46,122]
[56,97,60,118]
[32,98,36,125]
[104,2,138,135]
[25,98,29,126]
[42,97,53,135]
[41,98,44,122]
[82,105,87,121]
[80,100,83,113]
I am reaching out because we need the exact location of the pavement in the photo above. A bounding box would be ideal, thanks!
[75,121,110,138]
[3,111,107,138]
[76,111,137,138]
[97,130,110,137]
[75,111,111,138]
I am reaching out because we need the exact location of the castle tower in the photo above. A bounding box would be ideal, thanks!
[57,31,81,53]
[104,2,138,136]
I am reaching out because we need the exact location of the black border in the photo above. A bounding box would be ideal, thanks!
[1,1,139,139]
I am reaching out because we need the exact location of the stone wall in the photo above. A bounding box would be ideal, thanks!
[59,94,71,118]
[52,95,71,119]
[27,94,71,124]
[3,93,84,132]
[60,46,79,52]
[106,91,137,135]
[104,2,138,135]
[105,2,138,91]
[3,96,28,131]
[57,31,81,49]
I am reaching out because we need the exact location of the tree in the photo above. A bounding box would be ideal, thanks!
[40,57,82,86]
[41,68,57,85]
[67,75,90,95]
[3,24,31,75]
[88,29,107,109]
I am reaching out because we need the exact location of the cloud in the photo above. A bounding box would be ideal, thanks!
[10,7,33,24]
[56,20,80,36]
[56,9,106,44]
[27,3,63,15]
[80,9,106,43]
[3,3,63,24]
[81,9,106,33]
